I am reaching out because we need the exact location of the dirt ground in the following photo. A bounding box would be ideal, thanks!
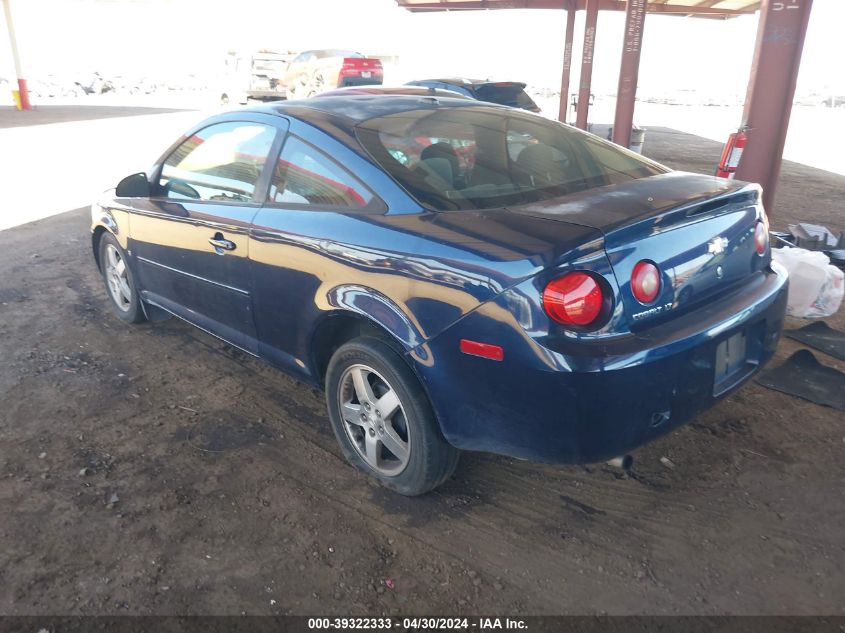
[1,124,844,616]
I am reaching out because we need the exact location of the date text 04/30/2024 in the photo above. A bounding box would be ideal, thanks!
[307,617,528,629]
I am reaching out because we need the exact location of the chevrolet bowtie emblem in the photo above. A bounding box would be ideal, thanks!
[708,236,729,255]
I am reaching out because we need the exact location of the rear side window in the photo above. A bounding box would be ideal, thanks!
[159,121,276,203]
[356,107,667,211]
[270,136,373,208]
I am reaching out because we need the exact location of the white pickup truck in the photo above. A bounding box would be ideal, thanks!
[220,50,294,105]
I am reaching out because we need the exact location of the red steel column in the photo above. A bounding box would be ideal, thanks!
[735,0,813,215]
[2,0,32,110]
[557,7,577,123]
[575,0,599,130]
[612,0,647,148]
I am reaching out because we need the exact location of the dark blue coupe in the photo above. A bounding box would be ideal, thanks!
[91,95,788,495]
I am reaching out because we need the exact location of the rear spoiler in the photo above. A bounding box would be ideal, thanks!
[477,82,527,90]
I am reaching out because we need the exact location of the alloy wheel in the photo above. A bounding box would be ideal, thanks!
[104,243,132,312]
[307,73,324,98]
[338,363,410,476]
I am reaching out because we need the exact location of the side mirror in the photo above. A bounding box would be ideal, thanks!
[115,172,150,198]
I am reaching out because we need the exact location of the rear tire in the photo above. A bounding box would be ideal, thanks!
[98,232,146,324]
[326,337,459,496]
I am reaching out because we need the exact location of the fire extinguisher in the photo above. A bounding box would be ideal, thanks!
[716,129,747,179]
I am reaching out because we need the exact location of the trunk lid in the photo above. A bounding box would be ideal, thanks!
[341,57,384,75]
[507,172,767,328]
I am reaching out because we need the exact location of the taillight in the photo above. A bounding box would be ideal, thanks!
[631,260,661,304]
[542,272,604,326]
[754,220,768,255]
[340,58,356,76]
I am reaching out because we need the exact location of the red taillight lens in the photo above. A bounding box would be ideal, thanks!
[631,261,661,304]
[542,272,604,326]
[754,221,768,255]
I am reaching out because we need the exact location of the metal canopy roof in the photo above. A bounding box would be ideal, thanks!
[396,0,761,18]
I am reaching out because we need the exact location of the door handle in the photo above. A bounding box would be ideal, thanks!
[209,233,236,252]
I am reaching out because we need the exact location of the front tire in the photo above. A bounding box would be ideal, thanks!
[326,337,459,496]
[306,72,325,98]
[98,232,146,324]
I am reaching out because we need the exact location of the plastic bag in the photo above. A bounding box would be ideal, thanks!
[772,247,844,318]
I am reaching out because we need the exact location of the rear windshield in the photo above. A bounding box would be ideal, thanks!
[356,107,667,211]
[474,84,539,111]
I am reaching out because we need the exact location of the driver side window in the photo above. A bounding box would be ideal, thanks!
[159,121,276,203]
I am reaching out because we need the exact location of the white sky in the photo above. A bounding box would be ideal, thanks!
[1,0,843,96]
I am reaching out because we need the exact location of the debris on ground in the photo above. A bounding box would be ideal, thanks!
[757,350,845,412]
[785,321,845,361]
[783,222,845,271]
[788,222,844,251]
[772,247,844,317]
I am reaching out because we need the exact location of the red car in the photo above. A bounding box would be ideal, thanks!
[282,50,383,98]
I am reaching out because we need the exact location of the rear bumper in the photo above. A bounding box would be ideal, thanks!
[338,75,384,88]
[413,264,788,463]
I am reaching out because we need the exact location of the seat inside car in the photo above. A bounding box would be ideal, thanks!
[515,143,573,188]
[421,143,460,178]
[415,156,454,190]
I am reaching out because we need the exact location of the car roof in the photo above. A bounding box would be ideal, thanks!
[412,78,483,86]
[254,94,501,125]
[315,85,472,99]
[410,77,528,90]
[413,78,528,89]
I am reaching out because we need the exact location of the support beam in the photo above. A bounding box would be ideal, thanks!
[2,0,31,110]
[575,0,599,130]
[558,7,577,122]
[399,1,758,18]
[735,0,812,215]
[612,0,647,147]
